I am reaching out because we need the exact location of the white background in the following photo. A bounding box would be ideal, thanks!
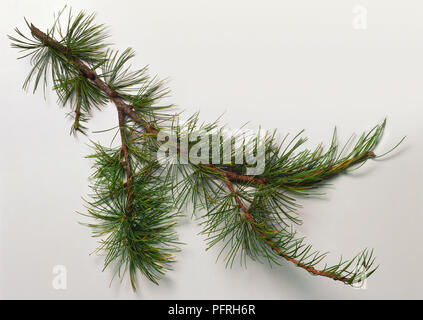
[0,0,422,299]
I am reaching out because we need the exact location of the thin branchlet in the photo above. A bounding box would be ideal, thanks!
[9,8,403,289]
